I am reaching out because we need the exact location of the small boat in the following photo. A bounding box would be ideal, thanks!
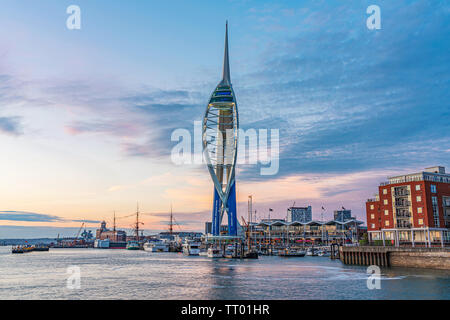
[207,247,222,258]
[126,241,141,250]
[306,248,319,256]
[143,240,169,252]
[23,245,34,253]
[242,250,259,259]
[182,240,201,256]
[12,246,24,254]
[317,249,330,257]
[33,244,50,251]
[279,249,306,257]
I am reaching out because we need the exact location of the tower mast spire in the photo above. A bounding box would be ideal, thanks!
[221,21,231,85]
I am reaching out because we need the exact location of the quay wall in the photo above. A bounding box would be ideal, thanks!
[339,246,450,270]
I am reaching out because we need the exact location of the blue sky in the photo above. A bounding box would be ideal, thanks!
[0,0,449,238]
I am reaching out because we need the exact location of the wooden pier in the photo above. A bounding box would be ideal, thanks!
[340,246,389,267]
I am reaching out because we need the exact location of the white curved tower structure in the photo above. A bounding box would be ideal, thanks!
[202,22,238,236]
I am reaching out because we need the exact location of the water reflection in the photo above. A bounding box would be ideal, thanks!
[0,247,448,300]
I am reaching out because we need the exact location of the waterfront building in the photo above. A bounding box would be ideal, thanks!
[333,209,354,222]
[95,221,127,242]
[202,22,239,236]
[366,166,450,246]
[245,219,364,246]
[288,206,312,223]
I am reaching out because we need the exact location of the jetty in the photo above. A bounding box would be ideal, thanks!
[339,246,450,270]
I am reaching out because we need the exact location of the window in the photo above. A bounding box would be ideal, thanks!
[370,204,374,210]
[415,184,421,191]
[371,214,375,219]
[384,210,389,216]
[371,223,375,229]
[383,199,388,205]
[432,196,440,227]
[431,185,437,193]
[385,221,390,227]
[417,207,422,214]
[418,219,423,225]
[383,189,387,195]
[416,196,422,202]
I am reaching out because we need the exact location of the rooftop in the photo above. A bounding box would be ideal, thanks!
[380,166,450,186]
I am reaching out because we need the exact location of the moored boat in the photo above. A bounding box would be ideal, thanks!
[11,246,24,254]
[207,247,222,258]
[317,249,330,257]
[126,240,141,250]
[182,240,201,256]
[306,247,319,256]
[33,244,49,251]
[143,240,169,252]
[94,239,110,249]
[279,249,306,257]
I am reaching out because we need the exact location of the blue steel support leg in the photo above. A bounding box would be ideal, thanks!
[227,181,237,236]
[212,188,221,236]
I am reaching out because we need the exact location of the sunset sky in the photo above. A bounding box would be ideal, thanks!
[0,0,449,238]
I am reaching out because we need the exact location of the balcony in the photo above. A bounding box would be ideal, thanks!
[395,200,410,207]
[396,222,412,228]
[394,190,410,197]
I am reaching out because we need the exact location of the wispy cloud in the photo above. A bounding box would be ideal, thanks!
[0,211,100,224]
[0,211,63,222]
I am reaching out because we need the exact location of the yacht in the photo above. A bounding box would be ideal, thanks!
[143,240,169,252]
[182,240,201,256]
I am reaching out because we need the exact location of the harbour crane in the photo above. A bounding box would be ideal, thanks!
[75,222,85,239]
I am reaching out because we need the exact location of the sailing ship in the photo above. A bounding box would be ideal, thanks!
[127,203,143,250]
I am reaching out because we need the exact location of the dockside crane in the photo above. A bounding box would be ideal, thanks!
[75,222,85,239]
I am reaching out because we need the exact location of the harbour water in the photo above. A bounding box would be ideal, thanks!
[0,247,449,300]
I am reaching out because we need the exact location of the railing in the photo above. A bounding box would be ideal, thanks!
[395,201,410,207]
[397,223,412,228]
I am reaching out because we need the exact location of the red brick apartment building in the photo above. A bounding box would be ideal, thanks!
[366,166,450,247]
